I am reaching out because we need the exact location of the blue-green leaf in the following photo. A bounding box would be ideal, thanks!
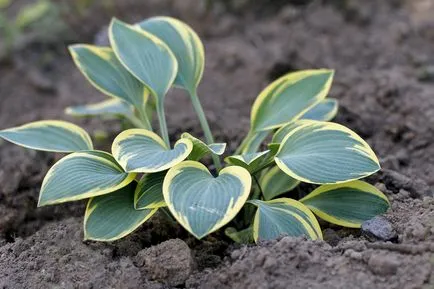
[109,18,178,101]
[84,182,157,241]
[112,129,192,173]
[69,44,148,110]
[301,98,338,121]
[260,166,300,200]
[38,151,136,206]
[300,180,390,227]
[275,120,380,184]
[251,69,334,132]
[0,120,93,152]
[134,172,166,210]
[65,99,134,118]
[181,132,226,161]
[250,198,322,243]
[138,16,204,93]
[163,161,251,239]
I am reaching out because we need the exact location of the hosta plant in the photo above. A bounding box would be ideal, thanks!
[0,16,390,243]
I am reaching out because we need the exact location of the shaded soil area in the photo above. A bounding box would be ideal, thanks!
[0,0,433,288]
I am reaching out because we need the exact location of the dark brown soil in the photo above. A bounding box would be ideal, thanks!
[0,0,433,288]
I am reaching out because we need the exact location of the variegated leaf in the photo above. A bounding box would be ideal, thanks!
[112,129,192,173]
[84,182,157,241]
[0,120,93,152]
[275,120,380,184]
[163,161,251,239]
[251,69,334,132]
[69,44,148,110]
[250,198,322,243]
[38,151,136,206]
[300,180,390,227]
[109,18,178,101]
[137,16,204,93]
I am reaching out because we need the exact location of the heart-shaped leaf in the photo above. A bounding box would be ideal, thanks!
[251,69,334,132]
[260,166,300,201]
[84,182,157,241]
[109,18,178,101]
[163,161,252,239]
[250,198,322,243]
[0,120,93,152]
[138,16,204,93]
[38,151,136,206]
[134,172,166,210]
[65,98,134,118]
[300,180,390,227]
[275,120,380,184]
[112,129,192,173]
[181,132,226,161]
[301,98,338,121]
[69,45,148,110]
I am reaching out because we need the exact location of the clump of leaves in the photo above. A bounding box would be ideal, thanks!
[0,16,389,243]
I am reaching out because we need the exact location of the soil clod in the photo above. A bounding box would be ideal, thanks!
[135,238,196,286]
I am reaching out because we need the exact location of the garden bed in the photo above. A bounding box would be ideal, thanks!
[0,0,433,288]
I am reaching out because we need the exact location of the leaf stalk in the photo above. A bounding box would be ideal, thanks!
[156,100,170,147]
[190,89,222,170]
[133,106,152,130]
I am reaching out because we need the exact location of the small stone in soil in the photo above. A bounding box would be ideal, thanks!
[135,238,196,287]
[361,216,398,242]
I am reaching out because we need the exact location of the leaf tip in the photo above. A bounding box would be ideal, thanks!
[323,68,335,77]
[68,44,79,53]
[109,16,121,26]
[108,17,125,44]
[109,17,130,33]
[36,200,46,208]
